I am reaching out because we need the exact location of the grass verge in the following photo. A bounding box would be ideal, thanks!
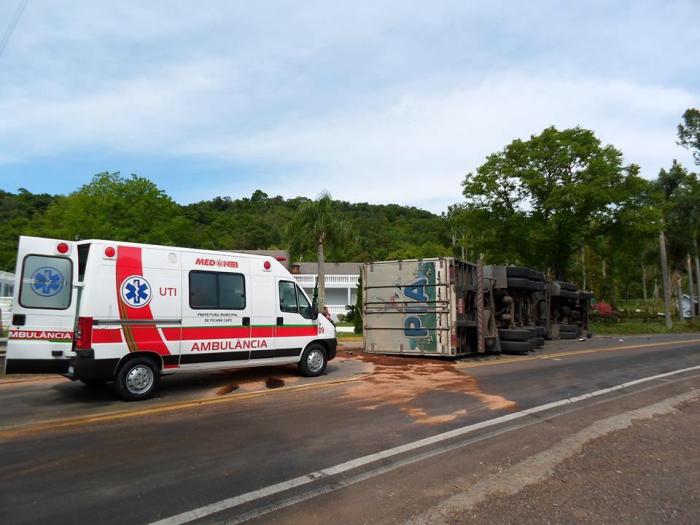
[590,319,700,335]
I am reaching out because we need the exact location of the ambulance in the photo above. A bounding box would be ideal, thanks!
[5,236,337,400]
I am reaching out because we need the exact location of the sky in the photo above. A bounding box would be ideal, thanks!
[0,0,698,212]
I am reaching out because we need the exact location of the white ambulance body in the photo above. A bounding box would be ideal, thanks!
[5,236,336,400]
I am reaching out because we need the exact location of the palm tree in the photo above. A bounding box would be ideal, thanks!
[288,192,355,308]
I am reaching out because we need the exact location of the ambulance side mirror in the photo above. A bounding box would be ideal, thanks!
[310,305,319,320]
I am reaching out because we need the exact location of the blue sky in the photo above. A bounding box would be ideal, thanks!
[0,1,697,212]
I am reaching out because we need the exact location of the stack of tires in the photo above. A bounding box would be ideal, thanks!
[504,266,546,292]
[497,267,547,354]
[498,326,545,353]
[559,323,580,339]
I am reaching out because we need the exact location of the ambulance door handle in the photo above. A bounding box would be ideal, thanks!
[276,317,284,326]
[12,314,25,326]
[242,317,250,326]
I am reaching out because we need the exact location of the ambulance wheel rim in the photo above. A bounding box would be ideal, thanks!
[306,349,325,373]
[126,365,154,395]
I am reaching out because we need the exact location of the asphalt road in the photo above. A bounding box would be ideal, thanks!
[1,333,699,525]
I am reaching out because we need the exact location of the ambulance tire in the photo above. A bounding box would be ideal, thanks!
[114,357,160,401]
[299,344,328,377]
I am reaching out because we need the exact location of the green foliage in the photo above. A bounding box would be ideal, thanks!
[0,188,59,271]
[41,172,192,246]
[677,108,700,165]
[0,177,453,272]
[458,126,657,279]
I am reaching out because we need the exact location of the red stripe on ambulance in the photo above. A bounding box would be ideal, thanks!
[92,329,123,344]
[116,246,172,357]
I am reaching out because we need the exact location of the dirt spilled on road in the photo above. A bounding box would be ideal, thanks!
[341,353,517,425]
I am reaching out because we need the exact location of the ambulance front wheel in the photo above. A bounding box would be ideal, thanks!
[299,344,327,377]
[115,357,160,401]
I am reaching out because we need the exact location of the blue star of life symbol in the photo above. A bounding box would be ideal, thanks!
[31,267,64,297]
[120,275,152,308]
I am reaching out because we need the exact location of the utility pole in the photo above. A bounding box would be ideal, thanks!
[659,231,673,329]
[676,272,684,322]
[687,255,695,319]
[581,245,586,290]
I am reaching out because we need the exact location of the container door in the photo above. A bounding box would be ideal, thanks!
[5,236,79,374]
[275,279,317,359]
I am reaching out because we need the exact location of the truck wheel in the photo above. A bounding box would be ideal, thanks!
[114,357,159,401]
[498,328,531,342]
[299,344,327,377]
[506,277,535,290]
[560,331,578,340]
[500,340,531,354]
[560,324,580,334]
[535,336,545,347]
[505,266,533,280]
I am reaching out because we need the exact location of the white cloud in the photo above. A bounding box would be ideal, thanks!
[183,74,696,210]
[0,1,697,211]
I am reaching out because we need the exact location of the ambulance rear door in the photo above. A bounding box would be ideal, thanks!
[5,236,79,374]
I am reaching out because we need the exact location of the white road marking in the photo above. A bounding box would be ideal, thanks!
[150,364,700,525]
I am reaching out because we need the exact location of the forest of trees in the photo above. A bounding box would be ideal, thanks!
[1,108,698,309]
[0,175,452,274]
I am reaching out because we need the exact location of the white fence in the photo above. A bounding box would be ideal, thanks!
[293,274,359,288]
[0,296,11,332]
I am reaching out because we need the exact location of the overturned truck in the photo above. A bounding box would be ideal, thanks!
[362,258,591,357]
[361,258,498,357]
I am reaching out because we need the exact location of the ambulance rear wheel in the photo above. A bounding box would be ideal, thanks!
[299,344,327,377]
[115,357,160,401]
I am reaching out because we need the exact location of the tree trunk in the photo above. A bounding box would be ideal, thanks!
[659,231,672,329]
[687,255,695,319]
[317,241,326,308]
[695,238,700,317]
[676,272,684,322]
[641,264,647,301]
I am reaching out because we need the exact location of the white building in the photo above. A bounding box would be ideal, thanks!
[0,270,14,297]
[1,271,14,331]
[292,262,360,320]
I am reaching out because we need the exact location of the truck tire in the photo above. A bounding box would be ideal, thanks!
[500,340,531,354]
[560,331,578,339]
[560,324,580,334]
[535,326,546,337]
[498,328,531,342]
[299,344,327,377]
[535,336,545,347]
[505,266,533,280]
[114,357,159,401]
[531,271,546,282]
[506,278,535,290]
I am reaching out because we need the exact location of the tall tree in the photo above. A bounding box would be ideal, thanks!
[678,108,700,165]
[461,126,642,279]
[287,192,355,307]
[41,172,192,245]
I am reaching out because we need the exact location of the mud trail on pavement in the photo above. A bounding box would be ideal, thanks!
[342,353,517,424]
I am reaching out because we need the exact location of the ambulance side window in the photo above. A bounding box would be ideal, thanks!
[279,281,298,313]
[297,285,313,319]
[189,271,246,310]
[19,255,73,310]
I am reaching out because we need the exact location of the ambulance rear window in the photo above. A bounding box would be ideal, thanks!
[19,255,73,310]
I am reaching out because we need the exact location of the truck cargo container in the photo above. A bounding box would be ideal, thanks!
[362,258,498,357]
